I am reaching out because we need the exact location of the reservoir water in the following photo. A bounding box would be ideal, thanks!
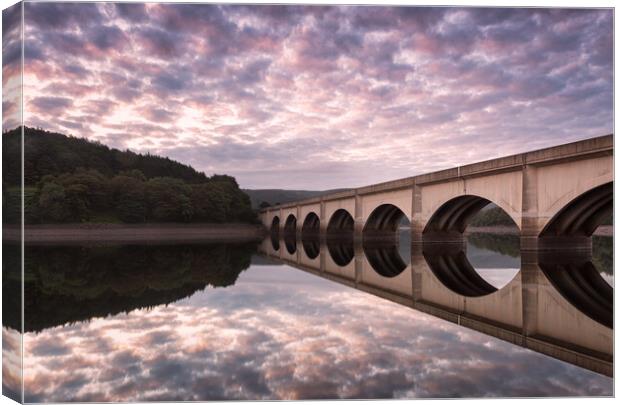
[2,233,613,401]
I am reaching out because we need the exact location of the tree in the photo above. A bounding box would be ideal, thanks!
[145,177,194,222]
[37,182,69,222]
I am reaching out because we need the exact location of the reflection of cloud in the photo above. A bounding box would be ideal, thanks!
[14,4,612,189]
[2,328,22,401]
[23,265,612,401]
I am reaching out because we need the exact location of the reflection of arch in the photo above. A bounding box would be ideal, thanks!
[271,216,280,233]
[364,204,406,233]
[302,237,320,259]
[363,241,407,278]
[270,216,280,251]
[327,239,354,266]
[284,232,296,254]
[540,182,612,238]
[538,254,612,328]
[327,209,354,238]
[423,244,498,297]
[301,212,320,237]
[284,214,297,235]
[423,196,516,241]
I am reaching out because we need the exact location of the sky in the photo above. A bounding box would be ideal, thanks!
[2,2,614,189]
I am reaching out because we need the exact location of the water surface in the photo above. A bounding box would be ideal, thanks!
[2,235,613,401]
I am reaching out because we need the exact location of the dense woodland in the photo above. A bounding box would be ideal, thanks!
[2,127,257,224]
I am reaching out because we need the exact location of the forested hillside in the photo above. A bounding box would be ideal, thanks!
[2,127,256,224]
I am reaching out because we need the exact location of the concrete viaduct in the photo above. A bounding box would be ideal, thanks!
[259,134,613,251]
[257,134,613,377]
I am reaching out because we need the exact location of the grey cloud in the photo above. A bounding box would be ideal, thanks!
[115,3,149,22]
[24,2,104,30]
[30,96,73,113]
[89,24,127,51]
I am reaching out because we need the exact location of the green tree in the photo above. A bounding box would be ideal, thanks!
[145,177,194,222]
[37,181,68,222]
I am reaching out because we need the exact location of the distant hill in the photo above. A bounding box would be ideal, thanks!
[243,188,350,209]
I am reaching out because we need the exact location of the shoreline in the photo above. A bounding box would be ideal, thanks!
[3,223,266,244]
[3,223,612,244]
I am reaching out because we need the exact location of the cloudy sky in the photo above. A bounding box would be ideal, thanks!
[4,2,614,189]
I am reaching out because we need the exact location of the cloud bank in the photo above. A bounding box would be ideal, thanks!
[12,3,613,188]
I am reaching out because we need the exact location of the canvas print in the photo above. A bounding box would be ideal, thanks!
[1,1,614,402]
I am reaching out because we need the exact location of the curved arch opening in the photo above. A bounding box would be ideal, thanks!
[270,216,280,251]
[326,210,354,266]
[426,197,520,289]
[301,212,320,259]
[538,252,612,328]
[541,182,612,238]
[283,214,297,254]
[363,204,411,278]
[423,195,494,242]
[326,209,354,239]
[284,214,297,235]
[363,204,407,238]
[301,212,320,237]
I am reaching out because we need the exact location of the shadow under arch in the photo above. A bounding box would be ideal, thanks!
[301,212,320,237]
[362,204,410,277]
[363,203,408,240]
[424,195,500,242]
[326,209,354,266]
[301,212,320,259]
[539,182,612,248]
[327,209,354,238]
[536,251,613,328]
[422,243,499,297]
[270,216,280,251]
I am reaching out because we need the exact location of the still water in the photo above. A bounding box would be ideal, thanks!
[2,234,613,401]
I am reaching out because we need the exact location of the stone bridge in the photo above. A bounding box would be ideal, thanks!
[257,135,613,377]
[259,135,613,251]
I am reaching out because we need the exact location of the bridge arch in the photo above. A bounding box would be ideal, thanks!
[301,212,320,259]
[301,212,320,237]
[363,203,407,234]
[423,195,518,242]
[327,209,354,238]
[284,214,297,235]
[271,216,280,233]
[539,182,612,238]
[270,216,280,251]
[362,204,411,277]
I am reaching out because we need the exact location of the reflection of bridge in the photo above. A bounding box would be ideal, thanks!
[257,135,613,377]
[258,240,613,377]
[259,135,612,250]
